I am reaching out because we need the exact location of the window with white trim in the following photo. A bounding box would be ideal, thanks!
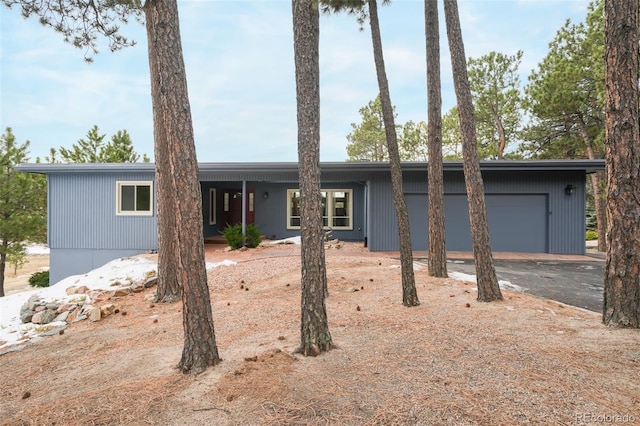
[287,189,353,230]
[116,181,153,216]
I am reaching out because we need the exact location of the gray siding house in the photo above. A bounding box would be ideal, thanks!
[16,160,604,284]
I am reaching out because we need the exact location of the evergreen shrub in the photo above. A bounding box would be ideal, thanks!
[29,270,50,288]
[222,224,262,249]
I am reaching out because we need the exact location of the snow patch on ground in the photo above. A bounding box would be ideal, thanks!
[0,256,236,351]
[448,271,524,292]
[389,263,423,271]
[270,236,301,245]
[206,260,237,269]
[25,244,50,255]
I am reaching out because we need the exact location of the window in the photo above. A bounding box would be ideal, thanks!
[116,181,153,216]
[209,188,217,225]
[287,189,353,230]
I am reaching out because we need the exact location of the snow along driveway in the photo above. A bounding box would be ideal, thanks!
[439,258,605,312]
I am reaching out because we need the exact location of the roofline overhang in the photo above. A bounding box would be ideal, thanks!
[14,159,606,175]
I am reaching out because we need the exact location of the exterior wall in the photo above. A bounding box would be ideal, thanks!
[48,172,158,250]
[48,172,157,283]
[40,162,596,282]
[368,170,587,254]
[49,248,148,285]
[201,181,366,242]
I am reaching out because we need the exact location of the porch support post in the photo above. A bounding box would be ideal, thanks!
[241,180,247,246]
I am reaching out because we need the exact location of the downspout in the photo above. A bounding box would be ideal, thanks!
[365,180,370,247]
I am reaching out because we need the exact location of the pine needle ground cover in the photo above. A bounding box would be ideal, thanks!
[1,243,638,425]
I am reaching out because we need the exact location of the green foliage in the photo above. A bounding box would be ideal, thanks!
[1,0,144,62]
[346,96,389,161]
[442,106,463,160]
[585,230,598,241]
[346,95,428,162]
[222,224,262,249]
[522,0,604,160]
[28,270,50,288]
[222,224,243,249]
[468,50,524,159]
[244,224,262,248]
[108,130,151,163]
[7,248,28,275]
[47,125,149,163]
[1,127,48,294]
[398,120,428,161]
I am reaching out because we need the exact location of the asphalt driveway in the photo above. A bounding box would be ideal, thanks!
[441,256,605,312]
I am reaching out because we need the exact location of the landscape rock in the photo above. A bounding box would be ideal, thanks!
[54,311,69,323]
[56,303,74,314]
[143,277,158,288]
[113,288,131,297]
[130,283,144,293]
[100,304,115,317]
[66,309,78,323]
[89,290,104,302]
[80,304,94,316]
[88,307,102,322]
[11,277,154,347]
[40,324,67,337]
[20,303,34,323]
[32,309,56,325]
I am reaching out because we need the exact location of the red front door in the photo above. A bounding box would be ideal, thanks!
[221,189,255,228]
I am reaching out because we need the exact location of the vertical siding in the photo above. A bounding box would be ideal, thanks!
[201,181,366,242]
[49,172,158,250]
[369,176,399,251]
[369,170,587,254]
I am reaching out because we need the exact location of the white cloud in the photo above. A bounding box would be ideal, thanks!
[1,0,591,162]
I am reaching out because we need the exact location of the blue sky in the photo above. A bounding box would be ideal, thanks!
[1,0,589,162]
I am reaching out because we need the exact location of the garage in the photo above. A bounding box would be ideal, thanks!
[407,193,549,253]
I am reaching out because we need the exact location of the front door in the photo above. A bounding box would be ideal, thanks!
[221,189,255,228]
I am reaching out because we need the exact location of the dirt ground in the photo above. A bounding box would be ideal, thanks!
[3,255,50,296]
[1,243,639,425]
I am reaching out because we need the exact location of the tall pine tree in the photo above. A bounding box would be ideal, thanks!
[0,128,47,297]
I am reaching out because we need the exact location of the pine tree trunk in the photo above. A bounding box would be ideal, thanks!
[579,119,607,252]
[0,242,7,297]
[591,171,607,252]
[425,0,448,278]
[603,0,640,328]
[153,121,181,302]
[144,0,221,372]
[368,0,419,307]
[494,114,506,160]
[146,0,180,304]
[293,0,333,355]
[444,0,502,302]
